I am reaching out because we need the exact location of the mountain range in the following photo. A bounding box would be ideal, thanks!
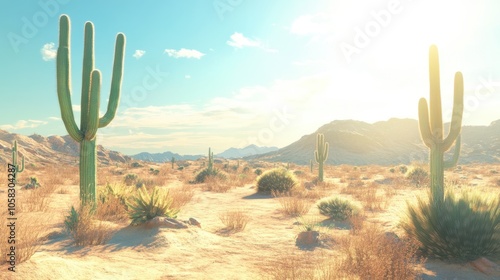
[1,118,499,167]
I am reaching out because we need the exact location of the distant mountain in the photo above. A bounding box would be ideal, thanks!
[0,130,131,167]
[248,118,500,166]
[130,151,202,163]
[216,144,279,159]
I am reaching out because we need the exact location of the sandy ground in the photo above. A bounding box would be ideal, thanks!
[1,164,499,280]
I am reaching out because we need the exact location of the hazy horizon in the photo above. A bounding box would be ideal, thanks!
[2,0,500,155]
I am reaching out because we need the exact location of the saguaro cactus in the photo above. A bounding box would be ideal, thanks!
[314,133,329,182]
[207,147,214,172]
[418,45,463,202]
[310,159,313,173]
[171,157,175,169]
[12,140,25,174]
[56,14,125,206]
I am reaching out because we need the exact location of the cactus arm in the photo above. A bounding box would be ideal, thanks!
[56,16,83,142]
[99,33,125,128]
[84,70,101,140]
[443,72,464,150]
[428,45,443,140]
[444,134,461,169]
[323,142,329,160]
[418,98,433,148]
[80,22,94,133]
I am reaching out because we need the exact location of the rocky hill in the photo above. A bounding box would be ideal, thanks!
[0,130,131,167]
[249,118,500,166]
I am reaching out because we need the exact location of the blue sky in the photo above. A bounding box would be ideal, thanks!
[1,0,500,155]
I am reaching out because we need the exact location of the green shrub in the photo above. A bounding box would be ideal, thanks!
[317,197,359,221]
[124,173,138,186]
[130,162,143,168]
[127,186,179,226]
[402,190,500,261]
[64,206,79,234]
[242,166,250,173]
[254,168,263,176]
[177,166,184,170]
[194,167,226,183]
[256,168,297,194]
[389,168,395,173]
[407,167,429,187]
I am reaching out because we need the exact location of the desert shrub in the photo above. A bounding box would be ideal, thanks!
[124,173,138,186]
[97,184,132,222]
[149,168,160,175]
[127,186,179,226]
[177,166,184,170]
[273,191,311,217]
[402,190,500,261]
[293,170,304,177]
[24,176,41,189]
[242,166,250,173]
[389,168,395,173]
[407,167,429,187]
[318,197,359,221]
[130,162,143,168]
[399,165,408,174]
[256,168,297,194]
[194,167,226,183]
[254,168,263,176]
[219,210,249,232]
[64,206,114,246]
[340,225,424,279]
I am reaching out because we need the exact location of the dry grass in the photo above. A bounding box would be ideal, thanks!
[218,210,249,232]
[18,187,53,213]
[202,176,232,193]
[338,224,425,280]
[169,185,195,210]
[260,252,319,280]
[274,193,312,217]
[0,212,48,266]
[96,195,129,223]
[65,205,115,246]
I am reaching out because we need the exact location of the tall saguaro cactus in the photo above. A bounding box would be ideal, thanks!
[418,45,463,202]
[12,140,25,174]
[56,14,125,206]
[314,133,329,182]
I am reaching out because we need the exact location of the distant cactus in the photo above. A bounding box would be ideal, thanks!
[171,157,175,169]
[56,14,125,207]
[207,147,214,172]
[310,159,313,173]
[418,45,463,202]
[12,140,24,174]
[314,133,329,182]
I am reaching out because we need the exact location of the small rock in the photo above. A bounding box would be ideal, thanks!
[296,231,320,246]
[188,217,201,228]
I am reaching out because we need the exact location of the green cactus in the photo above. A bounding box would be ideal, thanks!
[12,140,25,174]
[56,14,125,207]
[418,45,463,202]
[310,159,313,173]
[314,133,329,182]
[171,157,175,169]
[207,147,214,172]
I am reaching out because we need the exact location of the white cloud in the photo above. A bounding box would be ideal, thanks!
[132,50,145,59]
[41,42,56,61]
[185,75,191,79]
[164,48,205,59]
[0,120,48,131]
[226,32,277,52]
[227,32,261,48]
[48,116,61,121]
[290,13,332,36]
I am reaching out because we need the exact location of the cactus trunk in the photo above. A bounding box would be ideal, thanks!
[80,139,96,204]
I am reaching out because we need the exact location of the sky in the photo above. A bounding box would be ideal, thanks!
[1,0,500,155]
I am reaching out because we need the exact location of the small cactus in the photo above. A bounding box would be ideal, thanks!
[207,147,214,172]
[12,140,25,174]
[314,133,329,182]
[171,157,175,169]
